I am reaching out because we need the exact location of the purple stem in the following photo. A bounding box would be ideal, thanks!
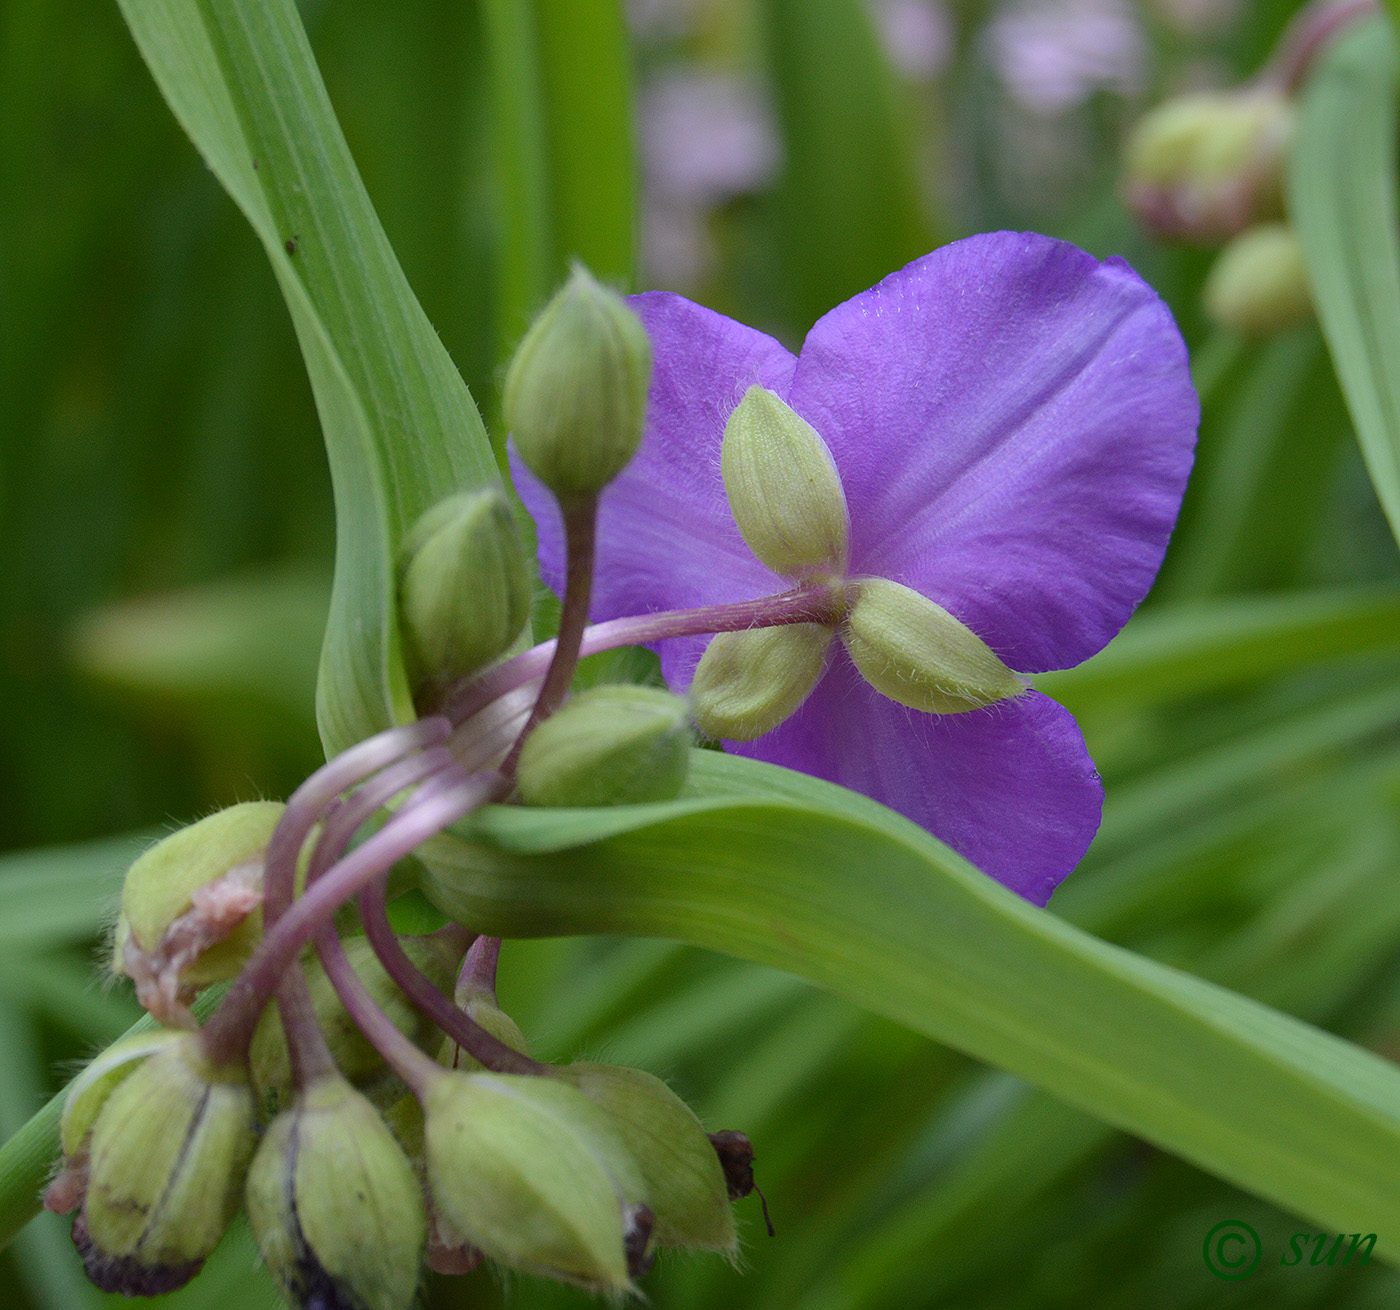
[198,770,503,1068]
[1269,0,1377,93]
[459,935,502,1000]
[261,717,453,924]
[314,920,441,1097]
[358,880,544,1076]
[502,496,599,772]
[446,581,848,726]
[275,968,336,1087]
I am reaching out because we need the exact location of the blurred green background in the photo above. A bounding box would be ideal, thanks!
[3,0,1400,1306]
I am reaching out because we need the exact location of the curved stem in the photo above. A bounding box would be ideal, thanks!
[502,495,598,772]
[275,967,337,1087]
[359,880,544,1075]
[314,922,441,1098]
[459,935,502,1000]
[446,581,848,725]
[1269,0,1377,93]
[198,771,505,1067]
[262,717,453,924]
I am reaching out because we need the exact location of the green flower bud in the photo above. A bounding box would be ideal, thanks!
[842,579,1024,714]
[503,264,652,501]
[398,489,531,693]
[423,1071,645,1291]
[1203,222,1312,336]
[77,1036,256,1296]
[516,686,692,808]
[560,1064,735,1252]
[60,1031,183,1166]
[1122,89,1292,243]
[722,386,848,577]
[440,985,532,1073]
[690,624,833,741]
[247,1074,425,1310]
[252,932,465,1110]
[45,1031,185,1217]
[114,801,284,1025]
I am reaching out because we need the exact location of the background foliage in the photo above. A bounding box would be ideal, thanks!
[2,0,1399,1306]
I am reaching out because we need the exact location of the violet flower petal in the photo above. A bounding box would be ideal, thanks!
[511,291,795,685]
[731,656,1102,905]
[787,231,1198,673]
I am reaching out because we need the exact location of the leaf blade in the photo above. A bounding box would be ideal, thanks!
[421,754,1400,1255]
[1288,15,1400,546]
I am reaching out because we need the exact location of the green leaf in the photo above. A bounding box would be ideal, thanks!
[532,0,637,287]
[1288,15,1400,546]
[418,751,1400,1256]
[481,0,554,358]
[0,833,152,951]
[114,0,503,756]
[1036,586,1400,713]
[759,0,937,326]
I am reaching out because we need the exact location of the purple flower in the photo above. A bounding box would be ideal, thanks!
[514,233,1198,904]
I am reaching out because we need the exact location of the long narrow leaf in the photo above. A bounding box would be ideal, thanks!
[1288,16,1400,545]
[115,0,502,754]
[419,751,1400,1257]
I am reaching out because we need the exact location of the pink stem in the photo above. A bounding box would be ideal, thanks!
[459,935,502,1000]
[358,880,544,1075]
[314,920,441,1097]
[261,717,453,924]
[445,582,847,725]
[198,771,502,1067]
[1269,0,1378,93]
[502,496,599,773]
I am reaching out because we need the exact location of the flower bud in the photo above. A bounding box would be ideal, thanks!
[76,1036,256,1295]
[690,624,832,741]
[423,1071,644,1291]
[441,984,532,1072]
[246,1074,425,1310]
[46,1031,184,1216]
[398,489,531,692]
[252,931,465,1109]
[559,1064,735,1252]
[722,386,849,577]
[114,801,284,1025]
[504,264,652,501]
[842,579,1023,714]
[1122,89,1293,243]
[516,686,692,808]
[60,1031,183,1166]
[1203,222,1312,336]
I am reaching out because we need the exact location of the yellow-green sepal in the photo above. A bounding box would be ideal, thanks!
[559,1063,736,1252]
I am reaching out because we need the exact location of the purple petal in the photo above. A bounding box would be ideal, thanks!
[511,291,795,685]
[731,655,1102,903]
[786,231,1198,673]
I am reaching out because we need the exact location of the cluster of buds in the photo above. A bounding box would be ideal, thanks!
[1120,0,1375,335]
[47,265,783,1307]
[54,250,1009,1303]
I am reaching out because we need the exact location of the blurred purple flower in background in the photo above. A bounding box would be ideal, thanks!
[638,71,781,288]
[984,0,1145,115]
[516,233,1199,903]
[869,0,953,82]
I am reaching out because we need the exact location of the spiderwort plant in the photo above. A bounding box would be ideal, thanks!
[50,232,1200,1306]
[47,269,756,1305]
